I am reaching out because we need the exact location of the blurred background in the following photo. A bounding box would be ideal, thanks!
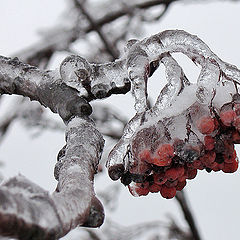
[0,0,240,239]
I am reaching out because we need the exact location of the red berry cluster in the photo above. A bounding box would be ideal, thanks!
[126,95,240,199]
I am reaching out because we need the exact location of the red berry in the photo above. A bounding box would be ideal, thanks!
[160,186,176,199]
[220,110,237,126]
[165,167,184,181]
[197,116,215,134]
[165,180,178,188]
[222,160,238,173]
[204,136,215,151]
[154,144,174,166]
[178,174,187,182]
[140,149,153,163]
[128,182,149,197]
[200,151,216,166]
[186,168,198,179]
[232,130,240,144]
[152,157,172,167]
[176,180,187,191]
[224,150,236,164]
[214,162,224,171]
[192,160,204,170]
[149,183,162,193]
[153,172,167,185]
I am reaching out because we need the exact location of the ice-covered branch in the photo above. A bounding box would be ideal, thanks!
[0,56,92,122]
[0,117,104,239]
[107,30,240,201]
[1,29,240,238]
[125,30,240,112]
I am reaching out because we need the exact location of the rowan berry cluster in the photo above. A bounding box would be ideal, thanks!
[126,95,240,199]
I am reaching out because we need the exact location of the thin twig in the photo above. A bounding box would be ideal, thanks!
[74,0,119,60]
[175,191,202,240]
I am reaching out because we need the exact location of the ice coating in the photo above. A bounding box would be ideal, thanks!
[127,45,150,112]
[106,113,144,180]
[125,30,240,112]
[90,60,130,99]
[196,60,220,105]
[151,53,190,115]
[107,30,240,198]
[60,55,91,96]
[1,28,240,232]
[0,56,58,101]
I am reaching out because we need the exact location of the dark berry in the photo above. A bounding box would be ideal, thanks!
[176,180,187,191]
[149,183,162,193]
[204,136,215,151]
[186,168,198,179]
[153,172,167,185]
[222,160,238,173]
[160,186,176,199]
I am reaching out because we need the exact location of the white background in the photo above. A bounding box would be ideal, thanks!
[1,1,240,239]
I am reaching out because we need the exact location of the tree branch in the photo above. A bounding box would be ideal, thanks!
[0,117,105,239]
[74,0,119,60]
[175,191,201,240]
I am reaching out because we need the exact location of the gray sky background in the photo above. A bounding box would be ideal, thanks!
[1,1,240,239]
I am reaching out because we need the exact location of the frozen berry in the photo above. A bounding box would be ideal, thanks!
[128,182,149,197]
[220,110,236,126]
[154,144,174,166]
[204,136,215,151]
[176,180,187,191]
[212,162,224,172]
[178,174,187,182]
[140,149,152,163]
[165,180,178,188]
[192,160,204,170]
[232,130,240,143]
[153,172,167,185]
[215,153,225,164]
[197,116,215,134]
[160,186,176,199]
[222,160,238,173]
[186,168,198,179]
[224,149,236,164]
[200,151,216,166]
[165,167,184,181]
[120,172,132,185]
[149,183,162,193]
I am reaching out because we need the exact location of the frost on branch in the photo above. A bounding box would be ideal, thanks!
[107,30,240,199]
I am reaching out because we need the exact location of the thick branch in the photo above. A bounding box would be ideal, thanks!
[0,117,105,239]
[0,56,92,122]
